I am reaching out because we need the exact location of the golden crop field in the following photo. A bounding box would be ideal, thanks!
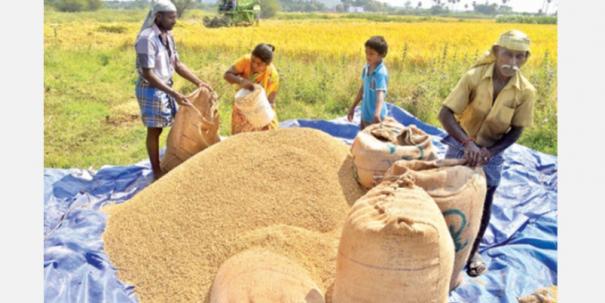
[45,18,556,65]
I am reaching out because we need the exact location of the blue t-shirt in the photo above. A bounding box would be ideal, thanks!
[361,61,388,123]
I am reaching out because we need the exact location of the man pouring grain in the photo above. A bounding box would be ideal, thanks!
[135,0,211,180]
[438,30,536,279]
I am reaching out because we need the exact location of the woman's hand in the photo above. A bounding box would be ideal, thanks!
[239,78,255,91]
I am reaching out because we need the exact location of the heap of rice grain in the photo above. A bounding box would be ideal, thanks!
[103,128,365,303]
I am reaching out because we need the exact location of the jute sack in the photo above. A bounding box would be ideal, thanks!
[210,248,325,303]
[517,286,558,303]
[160,87,220,173]
[332,174,454,303]
[383,159,487,290]
[232,84,275,134]
[351,117,436,189]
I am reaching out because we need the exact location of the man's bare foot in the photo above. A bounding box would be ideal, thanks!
[466,252,487,277]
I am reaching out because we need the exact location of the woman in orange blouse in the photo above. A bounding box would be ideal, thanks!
[224,43,280,134]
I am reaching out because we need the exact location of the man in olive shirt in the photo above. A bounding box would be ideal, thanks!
[438,30,536,278]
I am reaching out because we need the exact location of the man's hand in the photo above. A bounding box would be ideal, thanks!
[347,107,355,122]
[197,81,213,91]
[463,141,482,167]
[479,147,492,165]
[172,92,192,107]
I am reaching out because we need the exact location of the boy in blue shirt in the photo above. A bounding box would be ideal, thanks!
[347,36,389,129]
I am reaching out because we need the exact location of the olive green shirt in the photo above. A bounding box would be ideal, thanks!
[443,63,536,147]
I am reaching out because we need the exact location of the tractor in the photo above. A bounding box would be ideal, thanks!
[203,0,261,28]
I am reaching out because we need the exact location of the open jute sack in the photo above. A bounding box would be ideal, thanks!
[351,117,436,189]
[160,87,220,173]
[210,248,325,303]
[332,174,454,303]
[232,84,276,135]
[383,159,487,290]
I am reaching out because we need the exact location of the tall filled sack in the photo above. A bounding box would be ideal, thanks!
[161,87,220,173]
[210,248,325,303]
[383,159,487,290]
[332,174,454,303]
[232,84,276,134]
[351,117,436,189]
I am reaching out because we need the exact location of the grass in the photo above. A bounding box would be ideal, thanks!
[44,9,557,168]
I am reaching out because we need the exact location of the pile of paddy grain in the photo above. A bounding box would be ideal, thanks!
[103,128,365,303]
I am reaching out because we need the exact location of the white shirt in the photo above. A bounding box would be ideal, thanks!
[135,24,179,85]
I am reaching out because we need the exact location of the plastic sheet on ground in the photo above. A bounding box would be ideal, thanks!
[44,103,557,302]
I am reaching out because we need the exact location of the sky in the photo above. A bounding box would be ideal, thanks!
[379,0,559,13]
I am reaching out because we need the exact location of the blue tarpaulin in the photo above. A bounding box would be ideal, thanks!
[44,103,557,302]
